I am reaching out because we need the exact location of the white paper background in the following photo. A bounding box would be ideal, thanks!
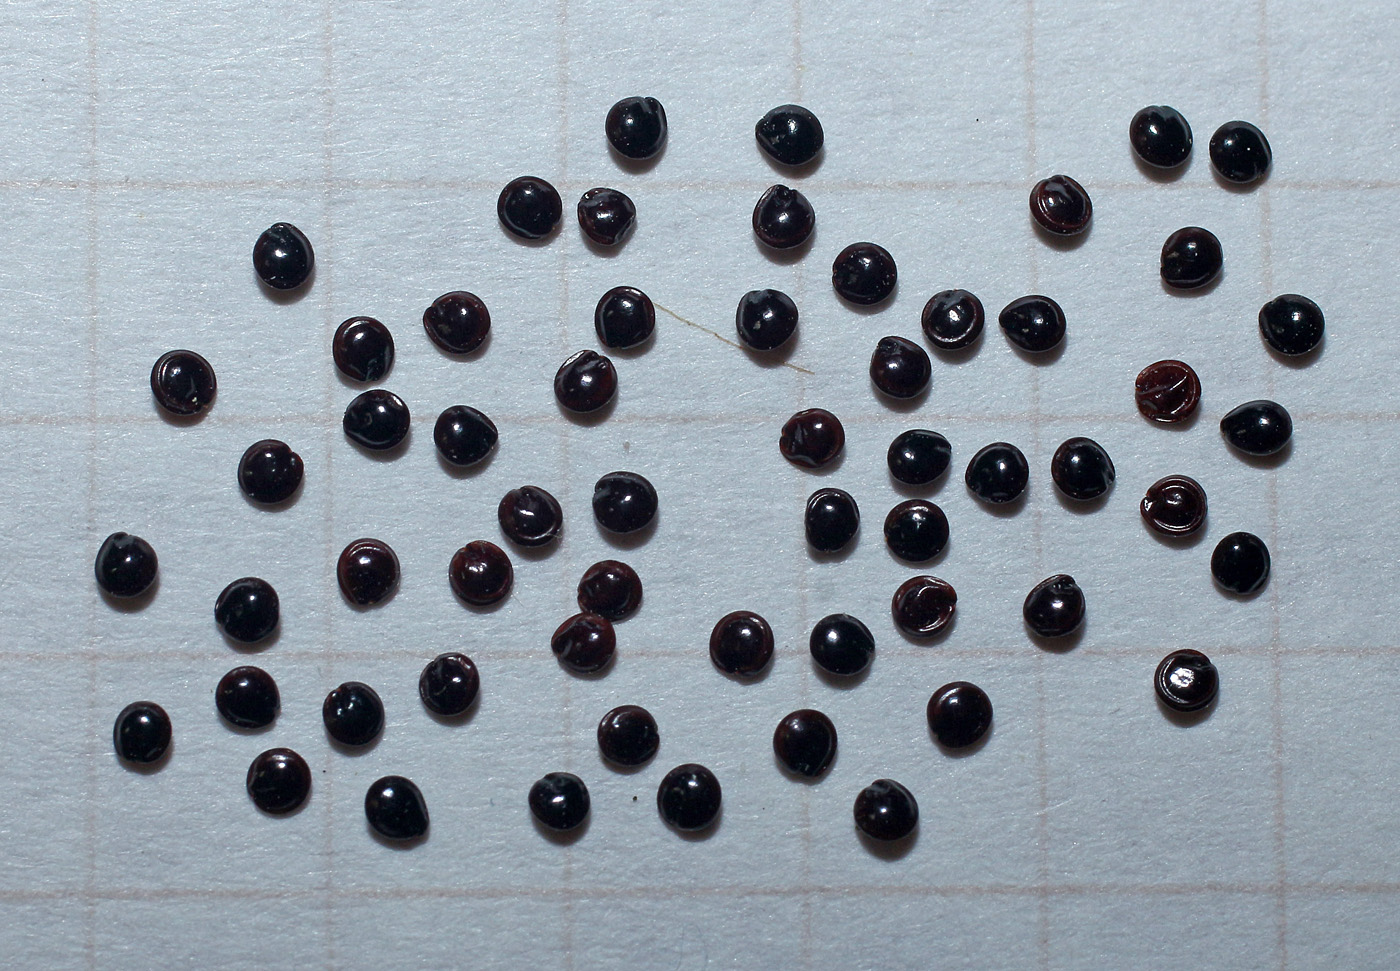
[1,0,1398,968]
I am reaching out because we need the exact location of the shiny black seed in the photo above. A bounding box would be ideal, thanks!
[433,405,498,467]
[752,184,816,249]
[1161,227,1223,290]
[597,705,659,766]
[736,289,799,351]
[831,242,897,306]
[887,429,951,486]
[497,176,562,239]
[95,532,158,599]
[337,538,399,607]
[554,349,617,413]
[869,336,931,399]
[498,485,563,547]
[1220,399,1292,456]
[577,560,642,621]
[926,681,992,749]
[238,440,303,504]
[1130,105,1193,169]
[422,291,491,355]
[113,702,170,765]
[150,350,217,416]
[246,748,310,814]
[343,389,410,451]
[883,499,949,563]
[214,577,279,643]
[1155,649,1219,712]
[999,295,1066,353]
[853,779,917,841]
[755,104,824,166]
[1211,532,1270,595]
[773,709,837,778]
[322,681,384,746]
[333,316,394,382]
[252,222,313,290]
[965,442,1029,504]
[920,289,985,350]
[418,653,480,716]
[1209,121,1271,184]
[1259,294,1324,356]
[656,763,721,831]
[1029,174,1092,236]
[529,772,591,831]
[365,775,428,841]
[1050,437,1115,501]
[215,665,279,729]
[805,488,860,554]
[606,96,667,159]
[1023,574,1085,638]
[577,187,637,246]
[709,610,774,677]
[594,287,655,349]
[592,471,657,534]
[809,613,874,677]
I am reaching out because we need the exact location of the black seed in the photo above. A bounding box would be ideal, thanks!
[336,538,399,607]
[853,779,918,841]
[95,532,158,599]
[831,242,897,306]
[365,775,428,841]
[214,577,279,643]
[809,613,874,677]
[1023,574,1085,639]
[343,389,410,451]
[498,485,563,547]
[1160,227,1223,290]
[577,187,637,246]
[529,772,591,831]
[920,289,985,350]
[1130,105,1193,169]
[1211,531,1270,595]
[497,176,562,240]
[869,336,931,399]
[246,748,310,814]
[999,295,1066,353]
[887,429,951,486]
[418,653,480,717]
[577,560,642,621]
[592,471,657,534]
[755,104,824,166]
[1220,399,1292,456]
[150,350,217,416]
[594,287,655,349]
[752,184,816,250]
[322,681,384,747]
[238,440,303,504]
[551,613,616,674]
[709,610,774,677]
[736,288,799,351]
[926,681,993,749]
[965,442,1029,504]
[215,665,279,729]
[1140,475,1208,537]
[448,540,513,607]
[113,702,170,765]
[773,709,837,778]
[805,487,860,554]
[1029,174,1092,236]
[657,763,722,831]
[1050,437,1115,501]
[433,405,498,467]
[333,316,394,382]
[1209,121,1271,184]
[422,291,491,355]
[597,705,659,766]
[554,349,617,413]
[883,499,949,563]
[606,96,667,160]
[1259,294,1324,356]
[1155,650,1219,712]
[252,222,313,290]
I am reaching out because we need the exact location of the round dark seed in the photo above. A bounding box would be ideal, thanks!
[755,104,824,166]
[150,349,217,417]
[336,538,399,607]
[322,681,384,747]
[214,577,279,643]
[551,612,616,674]
[1135,360,1201,424]
[926,681,993,749]
[252,222,313,290]
[709,610,774,677]
[1220,399,1292,456]
[869,336,931,399]
[606,96,667,160]
[1211,531,1270,595]
[433,405,498,467]
[1155,649,1219,712]
[215,665,279,729]
[831,242,897,306]
[1140,475,1208,537]
[809,613,874,677]
[1209,121,1271,184]
[448,540,513,607]
[999,295,1066,353]
[498,486,563,547]
[597,705,659,766]
[529,772,590,831]
[752,184,816,250]
[656,763,721,832]
[594,287,655,349]
[1050,437,1115,501]
[422,291,491,355]
[333,316,394,382]
[736,289,799,351]
[592,471,657,534]
[418,653,480,717]
[1029,174,1092,236]
[497,176,562,240]
[1259,294,1324,356]
[554,349,617,413]
[1161,227,1223,290]
[891,576,957,637]
[343,389,410,451]
[887,429,951,487]
[113,701,170,765]
[1130,105,1193,169]
[779,408,845,469]
[365,775,428,841]
[577,560,642,621]
[238,440,303,504]
[805,488,860,554]
[883,500,949,563]
[772,709,837,779]
[577,186,636,246]
[95,532,158,599]
[921,289,985,350]
[246,748,310,814]
[1023,574,1085,639]
[853,779,918,841]
[965,442,1029,505]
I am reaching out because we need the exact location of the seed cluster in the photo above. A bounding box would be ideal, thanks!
[106,100,1312,847]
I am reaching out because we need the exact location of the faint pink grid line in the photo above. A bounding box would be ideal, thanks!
[82,0,100,967]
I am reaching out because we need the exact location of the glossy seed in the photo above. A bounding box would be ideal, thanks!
[1211,531,1270,595]
[252,222,313,290]
[337,538,399,607]
[365,775,428,841]
[1134,360,1201,424]
[433,405,498,467]
[1160,227,1222,290]
[498,485,563,547]
[577,560,642,621]
[551,612,616,674]
[752,185,815,250]
[150,350,217,417]
[1130,105,1193,169]
[1023,574,1085,639]
[965,443,1029,504]
[891,576,957,637]
[113,702,171,765]
[657,763,722,831]
[853,779,918,841]
[343,389,410,451]
[215,665,279,729]
[246,748,311,814]
[554,349,617,413]
[448,540,513,607]
[1259,294,1324,356]
[606,96,667,160]
[577,187,637,246]
[921,289,985,350]
[1220,399,1292,456]
[418,653,480,717]
[1209,121,1271,184]
[594,287,655,349]
[999,295,1066,353]
[597,705,659,766]
[1050,437,1115,501]
[1029,174,1092,236]
[755,104,824,166]
[805,487,860,554]
[95,532,158,599]
[779,408,845,469]
[869,336,931,399]
[332,316,394,382]
[422,291,490,355]
[926,681,993,749]
[709,610,774,677]
[592,471,657,534]
[238,440,303,504]
[1155,649,1219,712]
[497,176,563,240]
[831,242,897,306]
[1140,475,1208,537]
[736,289,799,351]
[529,772,591,831]
[887,429,951,487]
[214,577,279,643]
[809,613,874,677]
[772,709,837,778]
[322,681,384,747]
[883,499,949,563]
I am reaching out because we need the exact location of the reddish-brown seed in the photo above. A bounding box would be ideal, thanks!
[891,576,957,637]
[577,560,642,621]
[551,613,616,674]
[780,408,845,469]
[1134,360,1201,423]
[1140,475,1208,537]
[448,540,514,606]
[336,538,400,607]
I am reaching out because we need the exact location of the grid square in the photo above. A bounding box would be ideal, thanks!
[1285,891,1400,971]
[93,896,326,970]
[330,895,567,970]
[0,0,88,183]
[0,899,88,969]
[571,893,806,969]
